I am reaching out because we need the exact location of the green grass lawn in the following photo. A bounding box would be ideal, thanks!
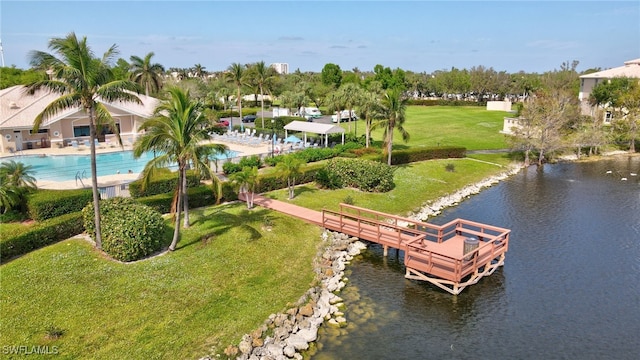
[267,154,515,215]
[0,106,519,359]
[343,106,511,151]
[0,204,321,359]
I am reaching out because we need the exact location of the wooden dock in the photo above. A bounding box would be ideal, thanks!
[245,195,510,295]
[321,204,510,295]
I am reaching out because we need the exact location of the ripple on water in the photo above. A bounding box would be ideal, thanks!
[313,157,640,360]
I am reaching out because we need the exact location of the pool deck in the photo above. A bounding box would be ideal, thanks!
[1,139,270,190]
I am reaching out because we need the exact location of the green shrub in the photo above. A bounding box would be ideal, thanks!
[315,168,343,189]
[391,146,466,165]
[83,198,166,262]
[291,147,338,163]
[138,185,219,214]
[217,110,240,118]
[27,189,93,221]
[0,212,84,263]
[223,161,242,175]
[129,169,201,198]
[343,195,355,205]
[0,210,28,223]
[445,163,456,172]
[239,155,261,168]
[325,158,395,192]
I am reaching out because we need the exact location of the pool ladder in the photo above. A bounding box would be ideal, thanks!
[75,170,87,187]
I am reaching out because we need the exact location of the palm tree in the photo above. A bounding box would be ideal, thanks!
[276,156,305,199]
[192,63,206,79]
[378,88,410,165]
[326,91,345,125]
[249,61,275,128]
[358,91,384,148]
[134,87,228,251]
[27,32,142,249]
[339,83,362,134]
[226,63,246,126]
[129,52,165,96]
[0,160,36,214]
[230,166,259,209]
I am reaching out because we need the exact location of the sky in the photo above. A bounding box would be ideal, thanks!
[1,0,639,74]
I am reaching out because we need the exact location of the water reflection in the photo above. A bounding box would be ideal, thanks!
[312,156,640,360]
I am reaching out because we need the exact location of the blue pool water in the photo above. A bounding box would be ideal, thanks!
[1,150,238,182]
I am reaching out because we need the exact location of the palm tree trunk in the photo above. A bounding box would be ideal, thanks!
[365,119,371,148]
[182,168,190,228]
[88,107,102,249]
[260,85,265,129]
[387,124,394,166]
[169,172,183,251]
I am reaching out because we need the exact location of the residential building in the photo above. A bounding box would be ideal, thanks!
[578,58,640,118]
[270,63,289,75]
[0,85,159,153]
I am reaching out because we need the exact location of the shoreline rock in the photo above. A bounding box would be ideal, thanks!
[206,231,366,360]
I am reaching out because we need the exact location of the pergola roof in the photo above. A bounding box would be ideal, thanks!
[284,121,345,135]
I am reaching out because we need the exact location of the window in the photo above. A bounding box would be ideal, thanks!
[29,129,48,134]
[604,111,613,124]
[101,123,121,135]
[73,126,90,137]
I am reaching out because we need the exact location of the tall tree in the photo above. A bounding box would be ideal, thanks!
[374,88,409,165]
[226,63,246,128]
[358,91,384,148]
[192,63,206,78]
[338,83,362,134]
[276,156,305,199]
[134,87,228,251]
[27,32,141,249]
[249,61,275,128]
[129,52,165,96]
[515,89,579,166]
[614,81,640,153]
[377,88,410,165]
[321,63,342,89]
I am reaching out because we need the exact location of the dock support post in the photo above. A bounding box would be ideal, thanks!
[383,245,388,257]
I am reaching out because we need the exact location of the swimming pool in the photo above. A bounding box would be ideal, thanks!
[0,150,239,182]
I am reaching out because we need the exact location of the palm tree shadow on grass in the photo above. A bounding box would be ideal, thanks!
[178,205,272,249]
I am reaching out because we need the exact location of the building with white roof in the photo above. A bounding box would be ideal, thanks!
[0,85,159,153]
[579,58,640,116]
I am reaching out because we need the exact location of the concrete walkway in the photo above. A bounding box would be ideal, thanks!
[241,193,323,226]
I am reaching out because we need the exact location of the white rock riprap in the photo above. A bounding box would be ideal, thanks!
[203,231,367,360]
[409,164,522,222]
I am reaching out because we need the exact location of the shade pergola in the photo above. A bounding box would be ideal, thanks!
[283,121,345,148]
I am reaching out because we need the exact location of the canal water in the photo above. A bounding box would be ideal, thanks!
[311,156,640,360]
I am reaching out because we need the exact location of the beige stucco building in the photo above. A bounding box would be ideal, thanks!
[578,58,640,118]
[0,85,159,154]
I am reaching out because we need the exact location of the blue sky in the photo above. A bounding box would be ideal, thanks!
[1,1,638,73]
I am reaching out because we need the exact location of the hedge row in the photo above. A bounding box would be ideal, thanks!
[137,185,219,214]
[0,212,84,264]
[406,99,487,107]
[391,146,466,165]
[27,189,93,221]
[254,162,324,194]
[129,169,201,198]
